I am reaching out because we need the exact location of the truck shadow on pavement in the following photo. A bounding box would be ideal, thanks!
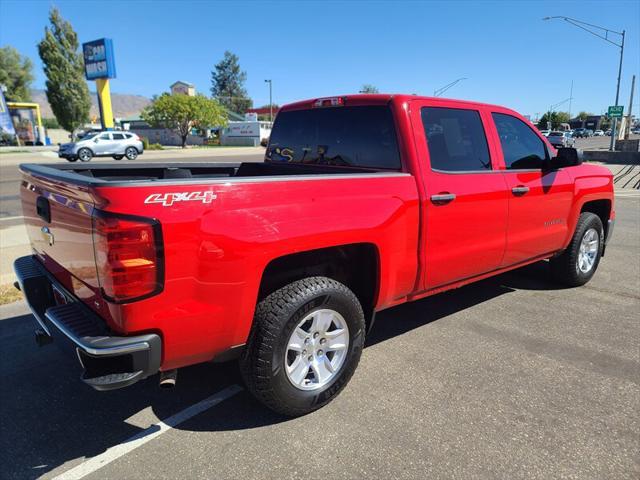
[0,260,567,480]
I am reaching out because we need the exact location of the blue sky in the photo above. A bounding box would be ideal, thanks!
[1,0,638,118]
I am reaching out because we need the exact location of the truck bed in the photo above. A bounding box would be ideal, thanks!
[20,162,389,186]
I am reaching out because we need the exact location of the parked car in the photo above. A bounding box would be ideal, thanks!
[594,130,604,136]
[573,128,587,138]
[547,131,576,148]
[58,131,144,162]
[585,129,594,137]
[605,129,612,136]
[15,94,615,417]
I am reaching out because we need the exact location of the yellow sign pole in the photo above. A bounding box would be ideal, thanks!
[95,78,114,129]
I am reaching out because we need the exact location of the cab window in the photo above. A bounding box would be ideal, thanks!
[421,107,491,172]
[492,113,547,169]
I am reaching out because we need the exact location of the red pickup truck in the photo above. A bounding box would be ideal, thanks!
[14,94,614,416]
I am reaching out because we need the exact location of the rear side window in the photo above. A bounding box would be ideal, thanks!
[266,106,401,170]
[112,133,125,140]
[99,133,111,140]
[125,134,133,139]
[421,107,491,172]
[492,113,547,169]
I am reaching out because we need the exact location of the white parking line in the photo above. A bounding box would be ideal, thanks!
[52,384,243,480]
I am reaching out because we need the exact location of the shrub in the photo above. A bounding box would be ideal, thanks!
[147,143,163,150]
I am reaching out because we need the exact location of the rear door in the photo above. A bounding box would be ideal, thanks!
[411,101,509,289]
[111,132,127,154]
[488,112,574,266]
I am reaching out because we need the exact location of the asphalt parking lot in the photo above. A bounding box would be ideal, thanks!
[0,193,638,479]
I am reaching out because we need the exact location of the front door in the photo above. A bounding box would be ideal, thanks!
[415,103,509,290]
[489,112,574,266]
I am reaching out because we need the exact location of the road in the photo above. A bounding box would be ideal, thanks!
[0,196,638,479]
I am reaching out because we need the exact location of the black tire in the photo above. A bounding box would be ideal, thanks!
[125,147,138,160]
[112,155,124,160]
[77,148,92,162]
[240,276,365,417]
[550,212,603,287]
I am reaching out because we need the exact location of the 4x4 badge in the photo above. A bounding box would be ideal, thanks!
[144,191,217,207]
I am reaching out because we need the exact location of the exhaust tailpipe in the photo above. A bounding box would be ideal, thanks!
[159,369,177,389]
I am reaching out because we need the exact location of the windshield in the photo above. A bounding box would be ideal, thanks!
[266,105,401,170]
[79,132,99,140]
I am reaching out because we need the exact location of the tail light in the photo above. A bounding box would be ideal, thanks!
[92,211,163,303]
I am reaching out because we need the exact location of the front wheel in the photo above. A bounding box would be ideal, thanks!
[125,147,138,160]
[240,276,365,417]
[77,148,92,162]
[550,212,603,287]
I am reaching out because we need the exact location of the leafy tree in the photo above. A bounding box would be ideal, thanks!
[577,111,591,128]
[42,117,60,129]
[210,51,253,114]
[142,93,227,148]
[0,46,34,102]
[537,111,571,130]
[37,7,91,132]
[359,84,379,94]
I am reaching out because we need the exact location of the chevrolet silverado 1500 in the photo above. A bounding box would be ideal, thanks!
[14,94,614,416]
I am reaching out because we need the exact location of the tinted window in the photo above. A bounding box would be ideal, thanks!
[99,133,110,140]
[112,133,125,140]
[493,113,547,169]
[421,107,491,172]
[266,106,401,170]
[125,134,133,139]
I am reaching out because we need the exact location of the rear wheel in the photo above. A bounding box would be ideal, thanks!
[550,212,603,287]
[125,147,138,160]
[240,276,365,417]
[77,148,92,162]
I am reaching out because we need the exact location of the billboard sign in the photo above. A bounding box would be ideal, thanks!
[82,38,116,80]
[0,89,16,136]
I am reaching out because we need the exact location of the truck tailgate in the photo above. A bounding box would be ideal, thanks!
[20,170,101,304]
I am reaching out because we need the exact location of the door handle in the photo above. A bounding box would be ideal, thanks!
[430,193,456,205]
[511,186,530,196]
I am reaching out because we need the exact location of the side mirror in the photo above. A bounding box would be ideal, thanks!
[93,138,99,143]
[550,147,583,169]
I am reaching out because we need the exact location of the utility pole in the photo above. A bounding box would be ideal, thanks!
[625,74,635,140]
[264,79,273,123]
[610,30,625,148]
[568,80,574,119]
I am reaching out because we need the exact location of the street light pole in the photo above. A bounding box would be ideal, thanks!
[264,79,273,123]
[542,16,625,151]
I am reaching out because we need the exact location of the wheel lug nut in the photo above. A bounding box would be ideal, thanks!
[320,338,326,345]
[313,332,319,339]
[317,350,323,356]
[304,338,310,345]
[307,355,313,362]
[302,350,307,355]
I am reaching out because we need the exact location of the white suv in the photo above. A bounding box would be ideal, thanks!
[59,131,144,162]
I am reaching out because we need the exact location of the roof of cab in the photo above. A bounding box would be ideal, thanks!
[279,94,515,114]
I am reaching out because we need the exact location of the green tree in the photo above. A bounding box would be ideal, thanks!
[577,111,591,128]
[359,84,379,94]
[210,51,252,114]
[37,7,91,132]
[537,111,571,130]
[0,46,34,102]
[142,93,227,148]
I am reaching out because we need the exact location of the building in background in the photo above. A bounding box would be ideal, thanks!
[220,113,272,146]
[170,81,195,96]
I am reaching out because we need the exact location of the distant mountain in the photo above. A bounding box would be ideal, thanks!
[30,89,151,120]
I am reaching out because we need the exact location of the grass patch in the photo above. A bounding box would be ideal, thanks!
[0,283,23,305]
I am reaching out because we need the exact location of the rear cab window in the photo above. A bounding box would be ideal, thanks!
[112,133,125,140]
[266,105,402,170]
